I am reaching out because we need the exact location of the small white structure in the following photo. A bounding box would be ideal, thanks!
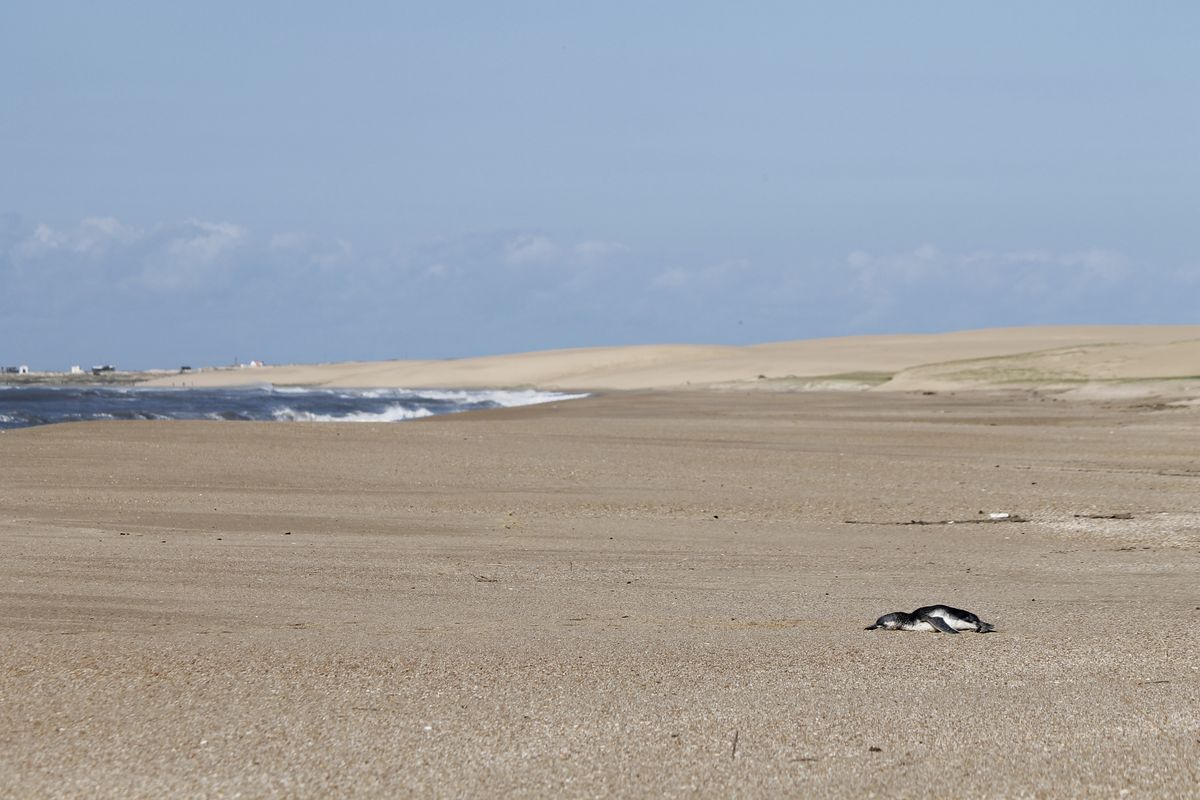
[70,365,84,375]
[17,365,28,374]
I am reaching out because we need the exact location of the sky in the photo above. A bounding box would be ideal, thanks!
[2,2,1197,369]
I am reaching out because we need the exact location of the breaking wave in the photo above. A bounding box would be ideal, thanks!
[0,385,587,430]
[271,404,436,422]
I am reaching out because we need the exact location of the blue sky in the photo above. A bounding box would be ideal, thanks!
[2,2,1197,369]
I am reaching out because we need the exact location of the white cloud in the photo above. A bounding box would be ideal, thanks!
[504,234,558,265]
[843,243,1137,329]
[140,219,248,291]
[76,217,142,251]
[846,250,871,269]
[708,257,750,279]
[163,219,246,265]
[913,243,940,261]
[310,239,353,270]
[269,232,354,272]
[652,258,749,291]
[269,231,309,251]
[14,217,143,261]
[848,244,1129,287]
[1060,248,1128,281]
[16,224,64,258]
[847,243,945,289]
[574,240,627,260]
[653,267,688,288]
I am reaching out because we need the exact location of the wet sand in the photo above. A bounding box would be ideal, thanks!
[1,390,1198,797]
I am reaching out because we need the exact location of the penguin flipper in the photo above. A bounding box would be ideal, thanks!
[924,616,959,634]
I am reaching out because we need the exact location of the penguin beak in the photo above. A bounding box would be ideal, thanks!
[865,624,879,630]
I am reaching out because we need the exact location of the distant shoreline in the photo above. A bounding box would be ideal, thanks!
[0,371,149,386]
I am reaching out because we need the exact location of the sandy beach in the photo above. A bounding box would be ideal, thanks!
[3,329,1200,797]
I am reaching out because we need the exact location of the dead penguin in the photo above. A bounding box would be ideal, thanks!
[866,605,995,634]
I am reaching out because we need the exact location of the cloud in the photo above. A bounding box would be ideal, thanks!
[843,243,1138,329]
[409,232,626,279]
[504,234,558,265]
[163,219,245,264]
[139,219,248,291]
[5,216,261,296]
[76,217,144,252]
[651,258,749,291]
[6,212,1188,371]
[269,232,353,269]
[13,217,143,261]
[653,267,687,288]
[4,216,374,299]
[574,240,627,260]
[0,216,782,365]
[308,238,353,270]
[269,231,309,251]
[850,244,1130,285]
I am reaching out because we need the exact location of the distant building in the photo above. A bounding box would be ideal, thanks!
[18,365,28,374]
[2,366,18,374]
[70,365,84,375]
[91,364,115,375]
[248,359,265,367]
[179,366,192,373]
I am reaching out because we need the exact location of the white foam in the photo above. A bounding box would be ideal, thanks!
[410,389,589,407]
[271,404,436,423]
[273,387,587,409]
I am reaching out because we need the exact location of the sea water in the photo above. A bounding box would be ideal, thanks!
[0,385,587,430]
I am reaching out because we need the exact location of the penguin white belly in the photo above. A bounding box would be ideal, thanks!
[923,608,974,630]
[902,620,939,632]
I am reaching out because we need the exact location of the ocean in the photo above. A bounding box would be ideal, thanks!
[0,385,587,430]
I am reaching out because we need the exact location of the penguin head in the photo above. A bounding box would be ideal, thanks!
[865,612,908,630]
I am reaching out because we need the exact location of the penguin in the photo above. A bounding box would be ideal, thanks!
[865,605,995,634]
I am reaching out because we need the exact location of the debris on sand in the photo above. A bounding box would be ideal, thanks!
[844,514,1027,526]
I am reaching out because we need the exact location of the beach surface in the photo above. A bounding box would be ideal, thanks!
[2,379,1199,797]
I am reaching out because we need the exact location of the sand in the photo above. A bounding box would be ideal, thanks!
[2,378,1199,797]
[142,325,1200,392]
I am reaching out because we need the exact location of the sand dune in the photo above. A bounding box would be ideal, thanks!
[145,325,1200,392]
